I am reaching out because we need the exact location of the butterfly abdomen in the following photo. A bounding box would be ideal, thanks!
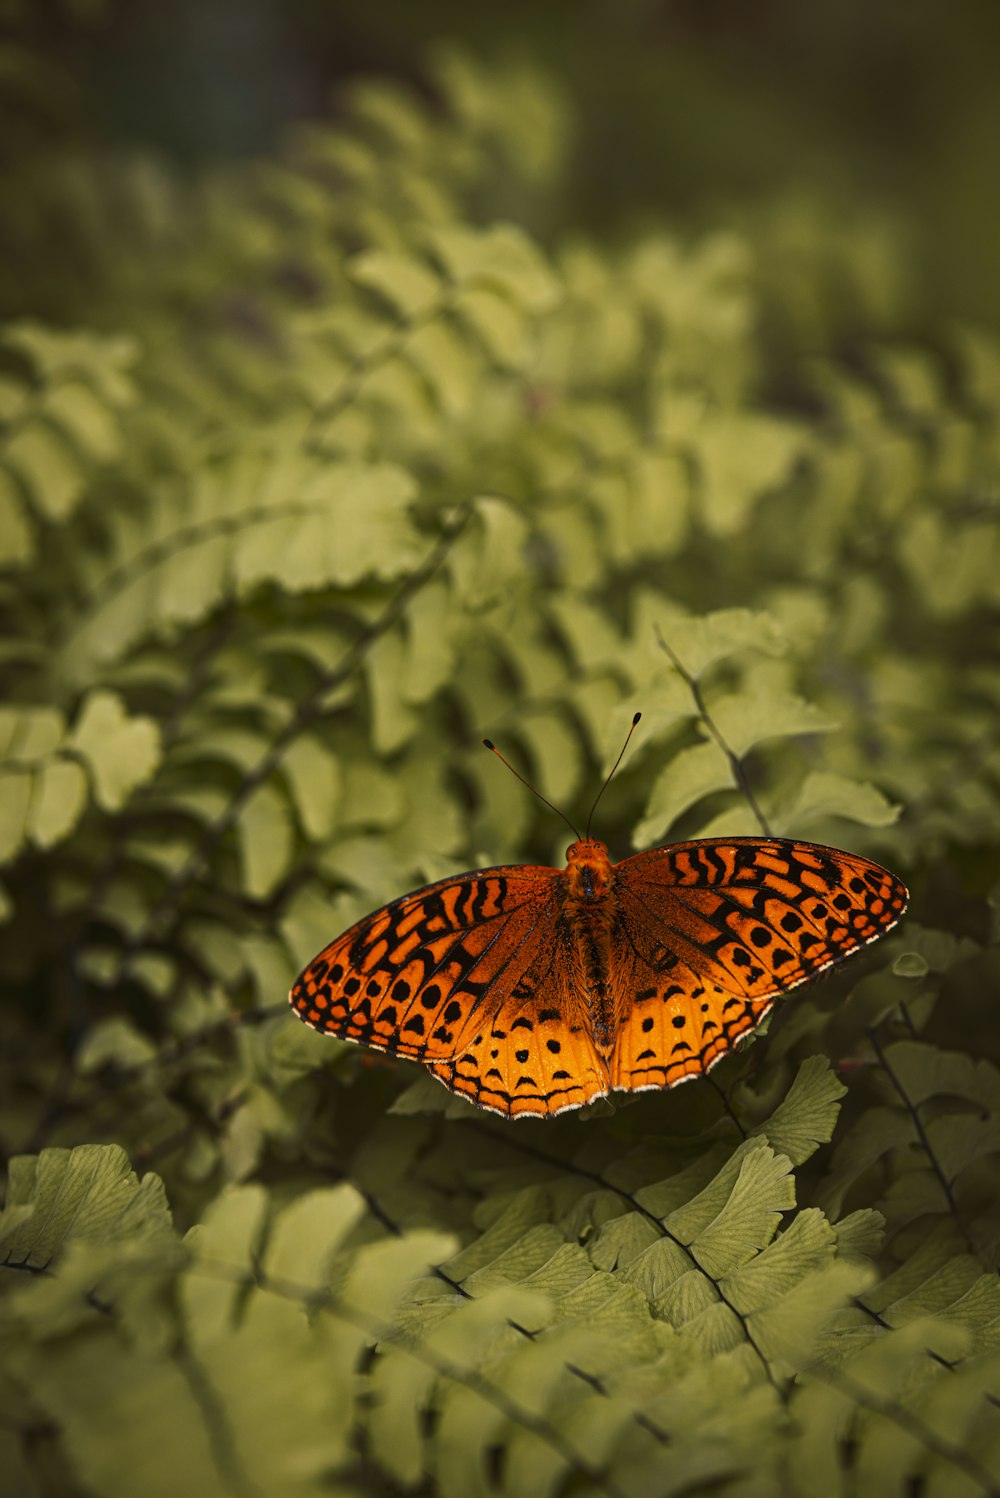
[561,839,619,1053]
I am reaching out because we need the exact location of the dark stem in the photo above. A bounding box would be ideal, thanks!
[654,626,773,837]
[867,1025,974,1253]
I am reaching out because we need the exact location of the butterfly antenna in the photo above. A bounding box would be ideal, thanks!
[586,711,642,840]
[482,739,583,842]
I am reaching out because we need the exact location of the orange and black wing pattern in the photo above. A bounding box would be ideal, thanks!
[291,861,613,1119]
[291,865,562,1065]
[609,837,908,1095]
[291,836,907,1120]
[427,931,610,1119]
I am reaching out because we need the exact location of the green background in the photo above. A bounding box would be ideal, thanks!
[2,4,1000,1496]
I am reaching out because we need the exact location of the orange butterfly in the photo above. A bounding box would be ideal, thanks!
[290,727,908,1119]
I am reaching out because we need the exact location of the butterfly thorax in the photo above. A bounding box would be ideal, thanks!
[562,837,614,903]
[561,839,618,1054]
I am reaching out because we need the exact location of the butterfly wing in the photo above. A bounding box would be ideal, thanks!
[610,837,909,1093]
[291,862,612,1119]
[291,864,562,1061]
[427,932,611,1119]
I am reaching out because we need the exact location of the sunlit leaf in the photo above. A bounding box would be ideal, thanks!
[634,741,734,846]
[238,780,294,900]
[69,691,160,812]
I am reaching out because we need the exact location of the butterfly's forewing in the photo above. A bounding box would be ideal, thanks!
[609,837,909,1093]
[291,864,564,1065]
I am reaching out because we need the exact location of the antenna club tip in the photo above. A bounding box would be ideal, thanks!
[632,711,642,725]
[482,738,495,751]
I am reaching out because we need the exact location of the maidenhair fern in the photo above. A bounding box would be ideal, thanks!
[2,42,1000,1498]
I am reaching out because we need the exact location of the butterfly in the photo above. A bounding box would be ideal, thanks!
[290,771,909,1119]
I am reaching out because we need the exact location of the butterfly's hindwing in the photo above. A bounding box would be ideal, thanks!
[431,926,610,1118]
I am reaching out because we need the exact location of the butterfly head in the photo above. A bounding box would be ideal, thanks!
[564,837,614,903]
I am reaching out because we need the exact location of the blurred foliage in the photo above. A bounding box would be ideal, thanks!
[2,18,1000,1498]
[4,0,1000,327]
